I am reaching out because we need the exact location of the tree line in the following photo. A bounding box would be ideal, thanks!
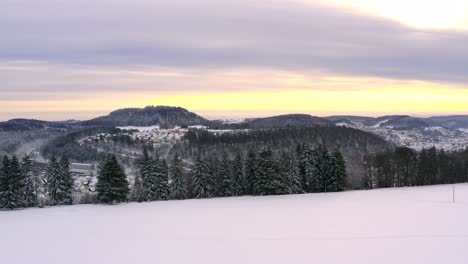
[97,144,347,203]
[0,144,347,208]
[363,146,468,189]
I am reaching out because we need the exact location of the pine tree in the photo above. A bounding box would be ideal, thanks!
[96,154,129,204]
[0,156,25,209]
[149,155,169,200]
[21,155,38,207]
[244,150,257,195]
[304,147,320,193]
[329,150,347,192]
[297,144,319,193]
[0,156,11,208]
[296,144,311,193]
[218,154,232,197]
[59,157,74,205]
[254,148,286,195]
[46,156,74,206]
[231,154,244,196]
[281,152,303,194]
[134,149,168,201]
[134,148,151,202]
[169,153,186,200]
[192,156,214,199]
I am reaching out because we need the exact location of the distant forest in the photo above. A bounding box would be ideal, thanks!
[364,146,468,189]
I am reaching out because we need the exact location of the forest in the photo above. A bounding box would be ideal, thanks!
[363,146,468,189]
[0,143,347,208]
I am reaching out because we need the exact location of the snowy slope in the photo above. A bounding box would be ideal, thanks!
[2,184,468,264]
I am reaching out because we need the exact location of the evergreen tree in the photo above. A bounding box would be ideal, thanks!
[96,154,129,204]
[280,152,303,194]
[244,150,257,195]
[0,156,11,208]
[231,154,245,196]
[46,156,74,206]
[305,147,320,193]
[296,144,311,193]
[254,148,286,195]
[135,149,168,201]
[315,145,332,192]
[59,157,74,205]
[169,153,186,200]
[192,156,214,199]
[330,150,347,191]
[21,155,38,207]
[218,154,232,197]
[134,148,151,202]
[0,156,25,209]
[149,155,169,200]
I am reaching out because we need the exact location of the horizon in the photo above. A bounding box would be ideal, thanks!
[2,0,468,119]
[2,106,468,122]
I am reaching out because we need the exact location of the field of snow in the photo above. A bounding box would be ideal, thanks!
[2,184,468,264]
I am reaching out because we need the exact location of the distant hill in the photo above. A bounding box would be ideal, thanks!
[244,114,333,129]
[326,115,468,129]
[82,106,211,128]
[0,119,71,131]
[429,116,468,129]
[370,115,430,129]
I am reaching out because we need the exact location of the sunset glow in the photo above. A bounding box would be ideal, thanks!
[2,0,468,120]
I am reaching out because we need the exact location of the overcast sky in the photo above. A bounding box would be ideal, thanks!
[2,0,468,120]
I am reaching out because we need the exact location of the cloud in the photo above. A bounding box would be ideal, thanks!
[1,0,468,85]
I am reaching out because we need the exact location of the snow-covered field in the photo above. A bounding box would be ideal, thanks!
[2,184,468,264]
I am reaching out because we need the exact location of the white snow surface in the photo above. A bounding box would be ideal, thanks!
[2,184,468,264]
[117,125,160,132]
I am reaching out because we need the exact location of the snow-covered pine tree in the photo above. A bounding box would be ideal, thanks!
[134,148,151,202]
[96,154,129,204]
[149,154,169,200]
[331,150,347,191]
[298,144,318,193]
[192,156,214,199]
[244,150,257,195]
[253,148,281,195]
[0,156,11,208]
[46,156,63,205]
[0,156,25,209]
[231,154,244,196]
[303,146,320,193]
[218,154,232,197]
[280,152,303,194]
[59,157,74,205]
[169,153,186,200]
[21,154,38,207]
[313,145,330,192]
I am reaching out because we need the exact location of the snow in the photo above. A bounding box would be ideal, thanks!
[2,184,468,264]
[117,125,160,132]
[372,119,389,128]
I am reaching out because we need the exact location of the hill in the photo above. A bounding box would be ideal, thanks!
[0,119,72,131]
[2,184,467,264]
[326,115,468,129]
[245,114,333,128]
[82,106,211,128]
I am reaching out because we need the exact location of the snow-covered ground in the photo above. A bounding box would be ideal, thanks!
[117,125,161,132]
[2,184,468,264]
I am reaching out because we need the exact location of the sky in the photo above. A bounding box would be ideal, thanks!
[2,0,468,121]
